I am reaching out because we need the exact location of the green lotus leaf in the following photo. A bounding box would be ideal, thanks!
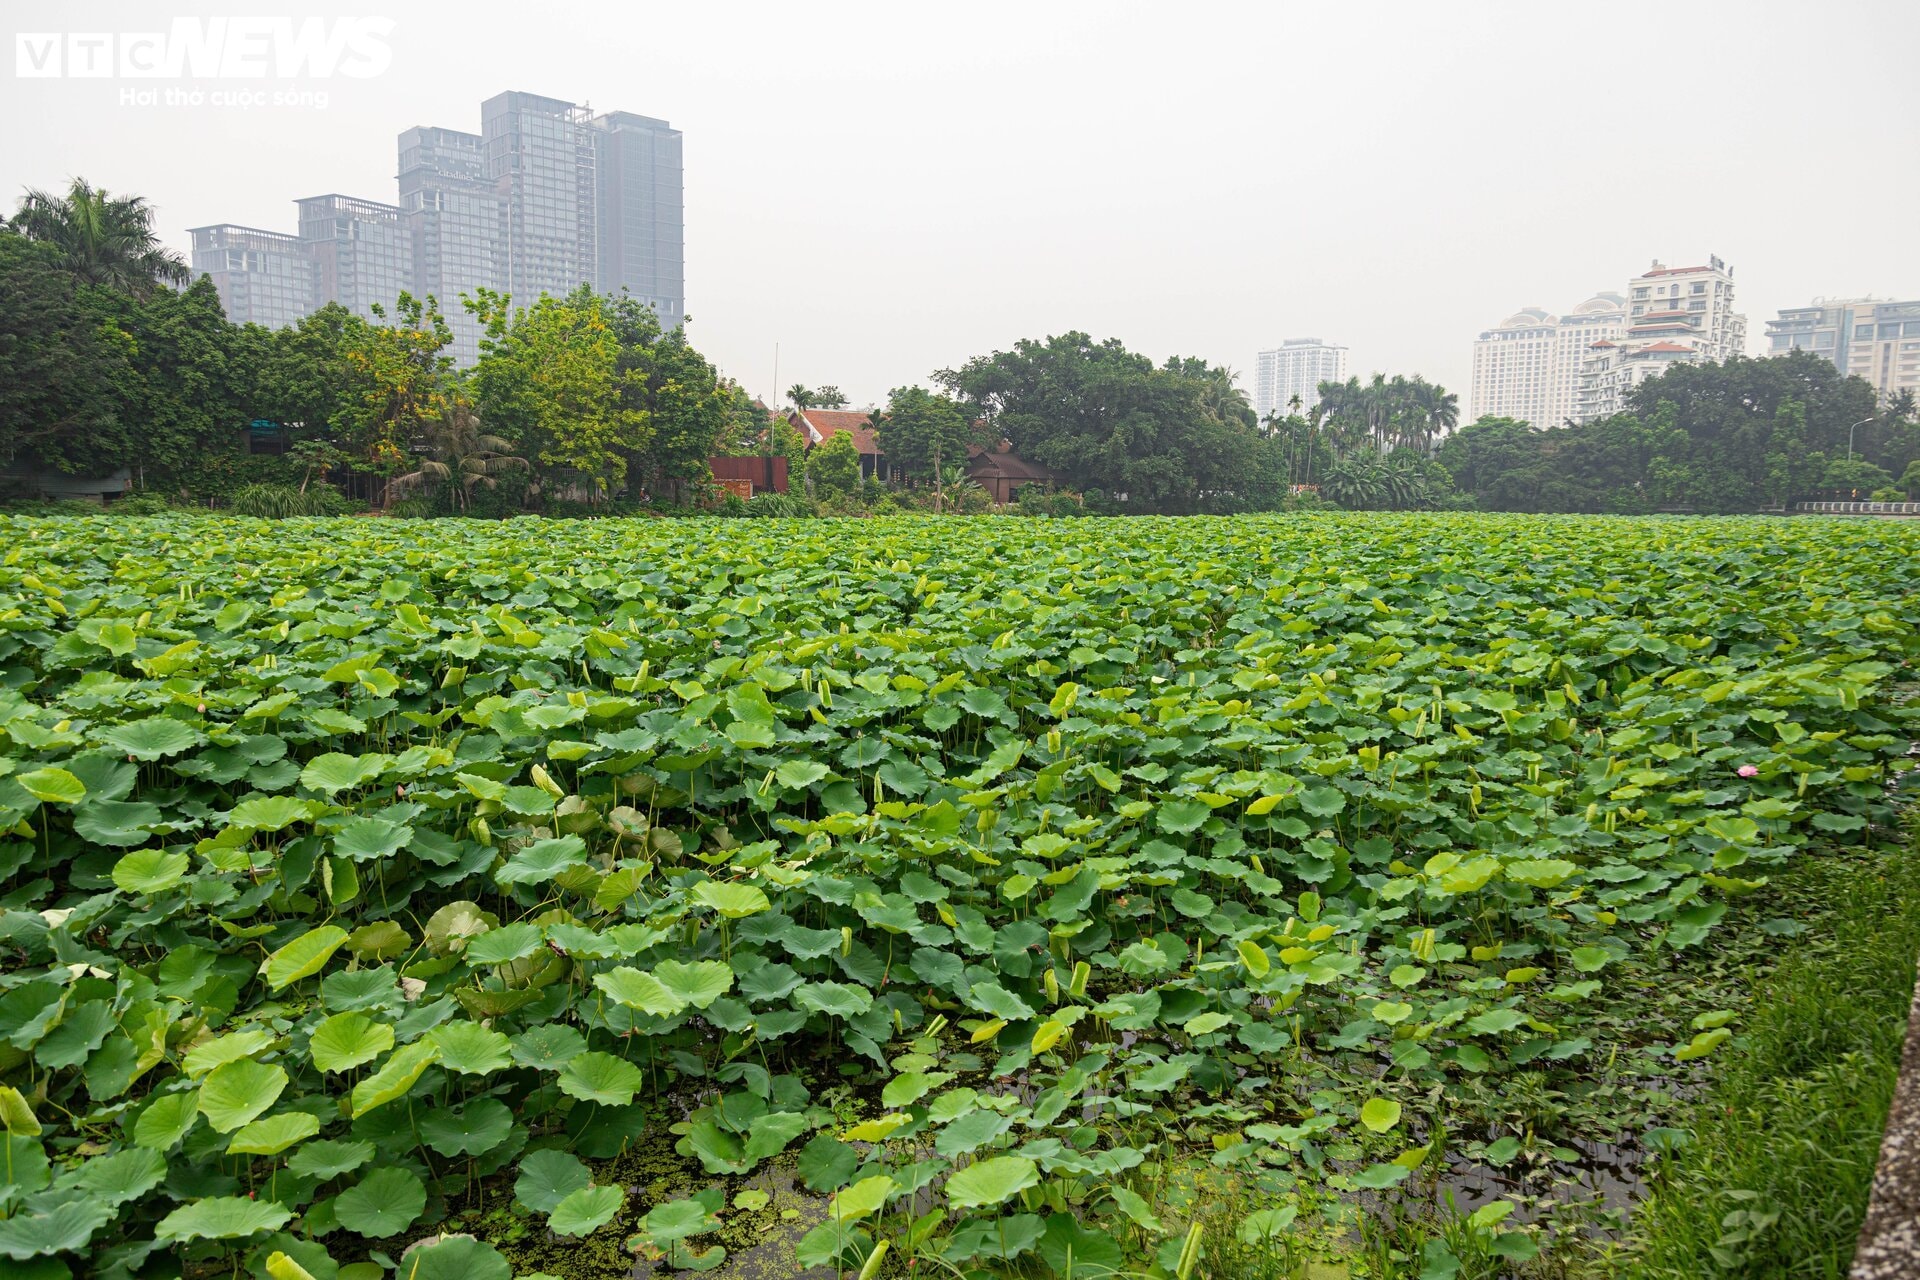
[394,1236,511,1280]
[286,1138,375,1180]
[1359,1098,1403,1133]
[495,835,588,885]
[110,848,190,895]
[265,925,349,990]
[309,1013,393,1073]
[944,1155,1039,1209]
[227,795,316,832]
[74,798,165,846]
[98,717,205,761]
[548,1184,623,1237]
[418,1098,513,1156]
[299,752,386,796]
[654,959,734,1008]
[558,1051,644,1105]
[17,767,85,806]
[333,1166,426,1236]
[198,1059,288,1133]
[690,880,771,918]
[66,1145,168,1203]
[643,1197,721,1244]
[0,1198,113,1259]
[155,1195,292,1242]
[428,1020,513,1074]
[793,981,873,1018]
[226,1111,321,1156]
[464,921,541,965]
[514,1148,591,1214]
[133,1090,200,1150]
[349,1041,439,1117]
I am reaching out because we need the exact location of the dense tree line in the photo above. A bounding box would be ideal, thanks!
[1438,352,1920,513]
[0,181,763,509]
[10,179,1913,517]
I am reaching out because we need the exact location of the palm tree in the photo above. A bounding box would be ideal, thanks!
[11,178,188,296]
[385,403,529,512]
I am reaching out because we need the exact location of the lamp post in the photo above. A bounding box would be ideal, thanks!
[1847,415,1875,463]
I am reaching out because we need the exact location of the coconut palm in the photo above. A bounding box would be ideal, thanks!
[385,403,529,512]
[11,178,189,296]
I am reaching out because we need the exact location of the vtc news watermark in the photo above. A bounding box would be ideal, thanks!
[14,17,394,110]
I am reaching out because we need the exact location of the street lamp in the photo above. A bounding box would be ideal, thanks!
[1847,415,1875,463]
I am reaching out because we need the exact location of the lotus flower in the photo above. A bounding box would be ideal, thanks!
[1737,764,1759,777]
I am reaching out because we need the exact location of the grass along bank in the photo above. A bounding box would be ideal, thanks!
[1619,828,1920,1280]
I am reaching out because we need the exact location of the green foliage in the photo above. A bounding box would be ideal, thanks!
[0,510,1914,1276]
[1441,352,1914,512]
[874,385,985,506]
[806,431,861,496]
[1627,840,1920,1278]
[940,332,1272,511]
[227,484,348,518]
[9,177,188,296]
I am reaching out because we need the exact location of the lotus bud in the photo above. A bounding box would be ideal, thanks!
[531,763,565,798]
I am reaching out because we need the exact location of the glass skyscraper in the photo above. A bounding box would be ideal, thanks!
[186,225,317,330]
[593,111,685,331]
[189,90,687,366]
[295,195,412,322]
[399,126,505,364]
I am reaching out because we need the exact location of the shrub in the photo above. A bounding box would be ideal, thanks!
[227,484,352,518]
[744,492,815,518]
[113,492,177,515]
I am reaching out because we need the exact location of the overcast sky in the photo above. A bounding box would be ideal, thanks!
[6,1,1918,410]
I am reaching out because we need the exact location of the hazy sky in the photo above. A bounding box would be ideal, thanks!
[6,1,1918,410]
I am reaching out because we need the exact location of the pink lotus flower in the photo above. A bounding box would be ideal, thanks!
[1737,764,1759,778]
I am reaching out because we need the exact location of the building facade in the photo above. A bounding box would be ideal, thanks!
[186,225,316,329]
[398,126,504,364]
[592,111,686,331]
[482,91,601,307]
[1765,298,1920,404]
[187,90,686,365]
[1469,294,1626,429]
[1574,258,1746,421]
[295,195,413,321]
[1253,339,1347,421]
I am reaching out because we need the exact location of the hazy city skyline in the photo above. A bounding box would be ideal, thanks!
[6,0,1917,411]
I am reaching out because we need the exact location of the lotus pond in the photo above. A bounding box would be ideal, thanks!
[0,512,1916,1280]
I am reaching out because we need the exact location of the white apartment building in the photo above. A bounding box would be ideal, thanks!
[1469,293,1626,429]
[1254,338,1347,421]
[1765,298,1920,404]
[1574,257,1746,422]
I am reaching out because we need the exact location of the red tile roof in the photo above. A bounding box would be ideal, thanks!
[793,409,883,456]
[1644,265,1710,277]
[1635,341,1695,354]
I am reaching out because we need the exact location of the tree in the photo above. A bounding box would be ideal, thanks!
[1898,459,1920,501]
[812,385,849,409]
[0,232,130,475]
[468,287,643,501]
[11,178,188,297]
[609,296,733,503]
[1437,353,1899,513]
[807,431,859,497]
[335,293,455,484]
[939,332,1268,512]
[787,385,815,411]
[873,386,983,510]
[386,402,529,511]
